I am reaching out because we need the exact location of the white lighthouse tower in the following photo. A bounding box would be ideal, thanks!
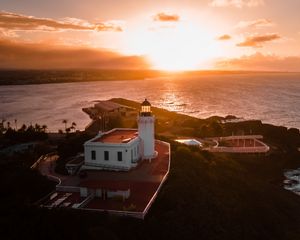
[138,99,156,160]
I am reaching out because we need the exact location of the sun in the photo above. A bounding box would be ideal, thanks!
[123,15,222,71]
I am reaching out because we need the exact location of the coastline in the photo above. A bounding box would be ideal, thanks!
[1,69,299,86]
[2,98,300,239]
[0,69,165,85]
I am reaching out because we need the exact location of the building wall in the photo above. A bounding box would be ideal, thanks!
[84,138,141,170]
[138,116,155,158]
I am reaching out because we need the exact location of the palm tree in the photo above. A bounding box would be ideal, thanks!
[62,119,68,131]
[42,124,47,133]
[65,127,71,134]
[20,124,27,132]
[71,122,77,132]
[0,119,5,132]
[35,123,41,132]
[14,119,17,130]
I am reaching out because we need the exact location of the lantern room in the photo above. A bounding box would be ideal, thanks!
[140,99,152,116]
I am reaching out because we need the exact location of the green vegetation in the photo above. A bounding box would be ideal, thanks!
[55,132,93,175]
[1,101,300,239]
[0,123,48,149]
[111,98,300,151]
[0,152,55,205]
[1,139,300,239]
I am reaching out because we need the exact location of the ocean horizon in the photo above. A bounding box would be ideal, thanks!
[1,72,300,131]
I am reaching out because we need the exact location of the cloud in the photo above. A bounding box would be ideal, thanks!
[153,12,180,22]
[217,34,232,40]
[94,22,123,32]
[0,11,123,32]
[209,0,264,8]
[236,19,274,29]
[215,52,300,71]
[237,33,281,47]
[0,39,149,69]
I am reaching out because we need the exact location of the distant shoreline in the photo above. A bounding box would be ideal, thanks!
[0,69,299,86]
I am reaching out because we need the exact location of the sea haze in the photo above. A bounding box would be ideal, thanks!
[0,72,300,131]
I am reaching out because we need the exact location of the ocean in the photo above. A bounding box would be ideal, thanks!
[1,72,300,131]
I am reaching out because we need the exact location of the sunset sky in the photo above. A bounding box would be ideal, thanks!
[0,0,300,71]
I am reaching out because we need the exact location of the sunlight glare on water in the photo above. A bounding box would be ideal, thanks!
[1,73,300,131]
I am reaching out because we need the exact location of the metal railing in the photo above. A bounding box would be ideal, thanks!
[30,151,57,169]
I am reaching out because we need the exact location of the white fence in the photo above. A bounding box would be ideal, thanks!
[207,146,269,153]
[30,151,57,169]
[205,135,269,153]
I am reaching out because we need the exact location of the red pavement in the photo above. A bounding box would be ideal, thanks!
[38,140,170,215]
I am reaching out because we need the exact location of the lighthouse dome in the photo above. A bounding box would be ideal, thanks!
[142,99,151,106]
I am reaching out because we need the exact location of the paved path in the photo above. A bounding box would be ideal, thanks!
[37,141,170,187]
[38,154,68,184]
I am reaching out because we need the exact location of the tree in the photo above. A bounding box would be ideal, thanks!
[65,127,71,134]
[0,119,5,133]
[19,124,27,132]
[42,125,47,133]
[71,122,77,132]
[62,119,68,131]
[210,121,223,136]
[35,123,41,132]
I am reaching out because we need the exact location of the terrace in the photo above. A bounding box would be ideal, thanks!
[39,140,170,218]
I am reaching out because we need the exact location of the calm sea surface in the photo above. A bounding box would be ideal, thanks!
[1,73,300,131]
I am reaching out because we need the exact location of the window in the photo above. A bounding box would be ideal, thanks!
[104,151,109,161]
[91,150,96,160]
[117,151,123,161]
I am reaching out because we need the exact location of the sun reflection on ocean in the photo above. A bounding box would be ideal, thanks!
[158,80,188,113]
[1,73,300,131]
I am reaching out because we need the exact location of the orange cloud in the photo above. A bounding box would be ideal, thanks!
[209,0,264,8]
[153,12,180,22]
[217,34,232,40]
[0,39,149,69]
[236,19,274,29]
[216,52,300,71]
[237,33,281,47]
[0,11,123,32]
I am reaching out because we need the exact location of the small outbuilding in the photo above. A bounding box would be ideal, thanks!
[175,139,202,147]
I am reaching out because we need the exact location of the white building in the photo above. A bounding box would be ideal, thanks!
[137,99,156,159]
[175,139,202,147]
[81,99,157,171]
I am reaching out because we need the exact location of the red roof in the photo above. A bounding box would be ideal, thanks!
[93,129,138,144]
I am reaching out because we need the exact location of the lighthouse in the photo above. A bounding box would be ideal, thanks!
[138,99,156,159]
